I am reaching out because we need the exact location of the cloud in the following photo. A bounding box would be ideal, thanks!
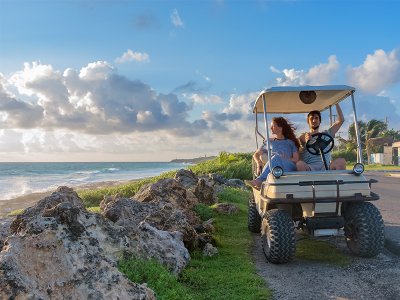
[115,49,150,64]
[189,94,223,105]
[0,61,210,135]
[347,48,400,94]
[171,9,184,28]
[273,55,339,86]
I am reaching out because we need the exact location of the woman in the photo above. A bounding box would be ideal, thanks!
[245,117,300,189]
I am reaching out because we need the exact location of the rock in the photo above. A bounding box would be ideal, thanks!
[194,178,216,205]
[134,178,191,209]
[197,233,215,249]
[203,243,218,257]
[0,186,190,299]
[214,203,240,215]
[135,222,190,274]
[209,173,226,184]
[102,197,198,250]
[226,179,246,189]
[132,178,200,227]
[174,169,198,188]
[195,218,215,234]
[0,218,11,251]
[10,186,84,235]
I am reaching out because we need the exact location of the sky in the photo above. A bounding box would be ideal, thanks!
[0,0,400,162]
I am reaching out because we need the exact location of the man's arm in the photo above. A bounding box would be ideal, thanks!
[330,103,344,135]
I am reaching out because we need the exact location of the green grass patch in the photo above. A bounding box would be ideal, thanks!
[194,204,214,221]
[346,163,400,171]
[7,208,24,216]
[118,187,270,300]
[296,238,351,266]
[118,258,193,300]
[86,206,101,214]
[179,188,270,300]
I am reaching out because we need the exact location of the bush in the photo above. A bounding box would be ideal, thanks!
[332,149,357,163]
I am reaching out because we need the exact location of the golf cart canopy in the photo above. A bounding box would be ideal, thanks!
[253,85,355,114]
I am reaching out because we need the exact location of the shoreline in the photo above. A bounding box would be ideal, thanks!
[0,179,139,219]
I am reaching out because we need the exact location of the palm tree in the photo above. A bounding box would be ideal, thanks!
[365,120,388,163]
[346,120,388,164]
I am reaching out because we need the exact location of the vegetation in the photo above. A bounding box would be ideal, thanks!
[119,187,271,300]
[119,259,193,300]
[337,119,400,164]
[78,152,252,207]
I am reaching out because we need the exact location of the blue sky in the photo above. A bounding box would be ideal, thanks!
[0,0,399,162]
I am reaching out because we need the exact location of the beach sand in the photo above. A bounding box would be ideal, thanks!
[0,179,139,219]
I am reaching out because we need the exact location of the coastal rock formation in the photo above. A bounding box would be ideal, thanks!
[0,186,189,299]
[101,197,198,250]
[0,218,11,251]
[0,170,245,299]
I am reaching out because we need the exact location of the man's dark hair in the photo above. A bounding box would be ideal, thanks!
[307,110,321,122]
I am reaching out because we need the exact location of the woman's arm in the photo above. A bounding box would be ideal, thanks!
[291,151,299,163]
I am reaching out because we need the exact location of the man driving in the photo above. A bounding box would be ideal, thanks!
[296,104,346,171]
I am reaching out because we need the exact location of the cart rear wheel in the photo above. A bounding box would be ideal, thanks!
[344,202,384,257]
[248,194,261,233]
[261,209,295,264]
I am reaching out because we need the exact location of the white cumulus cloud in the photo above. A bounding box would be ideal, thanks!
[347,48,400,94]
[115,49,150,64]
[274,55,339,86]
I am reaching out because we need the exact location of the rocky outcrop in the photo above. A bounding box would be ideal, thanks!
[0,186,189,299]
[0,170,245,299]
[101,197,198,250]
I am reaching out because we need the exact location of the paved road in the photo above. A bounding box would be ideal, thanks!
[365,171,400,255]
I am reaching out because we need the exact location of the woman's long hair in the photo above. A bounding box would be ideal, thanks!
[273,117,300,149]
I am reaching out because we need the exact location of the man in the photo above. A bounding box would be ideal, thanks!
[296,103,346,171]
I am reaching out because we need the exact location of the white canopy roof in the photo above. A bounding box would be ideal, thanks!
[252,85,355,114]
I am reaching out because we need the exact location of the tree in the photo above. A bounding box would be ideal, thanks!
[365,120,388,164]
[346,120,388,164]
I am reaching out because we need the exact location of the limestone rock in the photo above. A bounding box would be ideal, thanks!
[0,187,190,299]
[0,218,11,251]
[102,197,198,250]
[203,243,218,257]
[194,178,216,205]
[214,203,240,215]
[174,169,198,188]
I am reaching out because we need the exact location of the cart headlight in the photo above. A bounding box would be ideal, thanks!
[271,166,283,178]
[353,163,364,175]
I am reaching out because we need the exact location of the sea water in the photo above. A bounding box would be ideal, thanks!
[0,162,188,201]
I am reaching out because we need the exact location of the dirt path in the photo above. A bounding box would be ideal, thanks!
[252,234,400,300]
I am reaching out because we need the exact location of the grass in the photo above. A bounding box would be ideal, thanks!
[77,152,252,208]
[346,163,400,171]
[118,258,193,300]
[296,238,351,266]
[119,187,271,300]
[7,208,24,216]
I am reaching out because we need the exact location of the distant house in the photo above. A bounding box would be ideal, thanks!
[370,140,400,165]
[393,141,400,166]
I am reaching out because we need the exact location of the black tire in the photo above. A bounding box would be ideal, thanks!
[261,209,296,264]
[248,195,261,233]
[344,202,385,258]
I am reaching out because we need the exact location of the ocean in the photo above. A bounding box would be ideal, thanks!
[0,162,189,201]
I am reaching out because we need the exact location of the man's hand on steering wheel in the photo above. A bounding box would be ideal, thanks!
[305,132,334,156]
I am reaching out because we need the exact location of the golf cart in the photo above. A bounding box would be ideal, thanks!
[247,85,385,264]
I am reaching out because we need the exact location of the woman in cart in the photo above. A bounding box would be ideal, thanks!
[245,117,300,189]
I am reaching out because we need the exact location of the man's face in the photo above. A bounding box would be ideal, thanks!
[308,114,320,130]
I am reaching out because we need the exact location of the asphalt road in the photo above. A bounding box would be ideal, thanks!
[365,171,400,255]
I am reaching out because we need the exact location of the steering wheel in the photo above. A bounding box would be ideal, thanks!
[306,132,334,156]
